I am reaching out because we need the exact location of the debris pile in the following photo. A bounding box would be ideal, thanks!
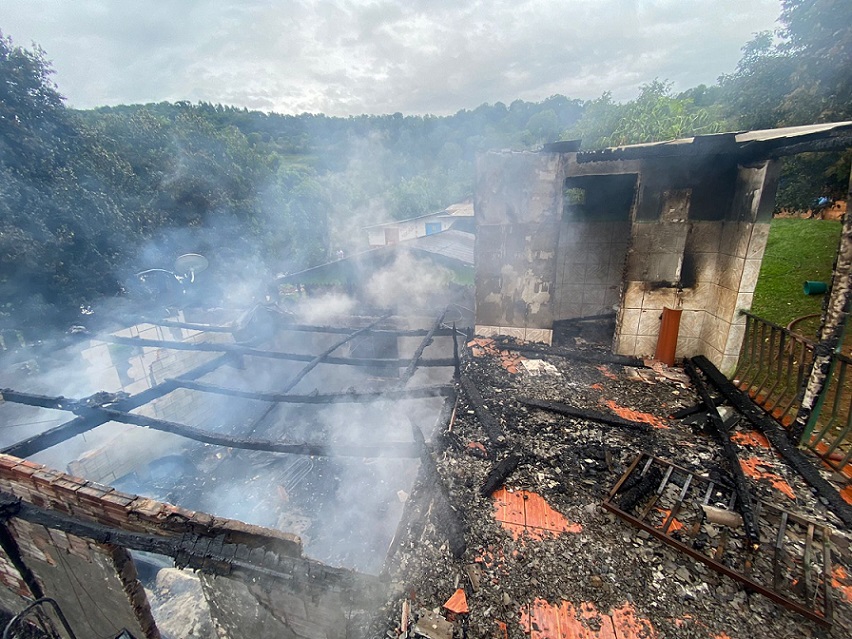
[377,333,852,639]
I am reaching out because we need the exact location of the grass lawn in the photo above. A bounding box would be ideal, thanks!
[750,218,841,330]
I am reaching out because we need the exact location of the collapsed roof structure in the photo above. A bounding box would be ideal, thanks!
[0,122,851,638]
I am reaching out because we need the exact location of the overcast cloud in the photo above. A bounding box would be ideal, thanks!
[1,0,782,116]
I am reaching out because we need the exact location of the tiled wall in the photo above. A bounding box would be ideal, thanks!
[614,220,770,372]
[552,221,630,320]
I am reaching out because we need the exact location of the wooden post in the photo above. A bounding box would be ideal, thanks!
[791,164,852,443]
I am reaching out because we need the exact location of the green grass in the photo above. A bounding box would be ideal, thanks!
[751,218,841,328]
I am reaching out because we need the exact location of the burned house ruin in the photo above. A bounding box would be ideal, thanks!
[474,121,852,372]
[1,122,852,639]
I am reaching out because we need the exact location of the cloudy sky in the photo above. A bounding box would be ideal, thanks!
[1,0,782,116]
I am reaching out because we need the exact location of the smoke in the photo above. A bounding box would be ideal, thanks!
[365,252,453,313]
[294,293,357,325]
[0,109,472,579]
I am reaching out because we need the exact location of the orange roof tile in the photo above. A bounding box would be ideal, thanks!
[443,588,469,614]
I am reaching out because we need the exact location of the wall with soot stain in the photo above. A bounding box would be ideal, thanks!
[474,149,778,371]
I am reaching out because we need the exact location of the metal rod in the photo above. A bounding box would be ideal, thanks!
[2,598,78,639]
[803,523,815,602]
[773,511,788,590]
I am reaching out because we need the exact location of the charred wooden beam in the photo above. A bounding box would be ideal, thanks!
[459,374,505,446]
[171,379,454,403]
[411,419,467,559]
[684,359,761,548]
[2,354,232,458]
[518,397,651,432]
[242,315,389,438]
[0,494,386,597]
[398,309,447,387]
[670,403,707,420]
[692,355,852,528]
[281,314,390,395]
[98,334,453,368]
[490,340,646,367]
[480,454,522,497]
[382,395,458,577]
[452,322,460,379]
[0,389,79,411]
[96,408,420,458]
[102,315,455,337]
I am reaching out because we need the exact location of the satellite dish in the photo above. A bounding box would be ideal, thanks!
[174,253,209,281]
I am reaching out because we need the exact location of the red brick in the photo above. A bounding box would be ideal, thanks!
[129,498,163,519]
[15,460,44,470]
[101,491,136,509]
[0,456,20,470]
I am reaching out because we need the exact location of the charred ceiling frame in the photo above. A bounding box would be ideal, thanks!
[0,306,464,637]
[1,309,460,461]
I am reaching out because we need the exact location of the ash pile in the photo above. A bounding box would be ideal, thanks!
[375,333,852,639]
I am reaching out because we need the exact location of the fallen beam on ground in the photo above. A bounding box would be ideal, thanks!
[684,359,760,548]
[491,340,646,367]
[459,374,505,446]
[382,395,458,577]
[480,453,522,497]
[669,403,708,420]
[518,397,651,432]
[691,355,852,528]
[411,418,467,559]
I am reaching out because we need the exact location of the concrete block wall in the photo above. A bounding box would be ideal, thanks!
[473,150,778,368]
[474,152,563,344]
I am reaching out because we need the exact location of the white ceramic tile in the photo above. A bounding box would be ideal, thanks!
[524,329,553,345]
[638,309,662,336]
[614,333,637,355]
[740,259,762,294]
[635,335,658,358]
[475,325,501,338]
[623,282,644,309]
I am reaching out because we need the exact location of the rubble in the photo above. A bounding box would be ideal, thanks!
[376,333,852,639]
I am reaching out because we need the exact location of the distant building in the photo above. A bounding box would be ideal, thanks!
[364,201,474,247]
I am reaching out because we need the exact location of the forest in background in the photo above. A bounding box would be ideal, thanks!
[1,0,850,335]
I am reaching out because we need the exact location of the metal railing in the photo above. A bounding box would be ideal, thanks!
[2,597,77,639]
[803,352,852,474]
[733,312,816,428]
[733,311,852,476]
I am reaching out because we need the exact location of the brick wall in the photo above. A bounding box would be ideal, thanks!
[0,453,386,639]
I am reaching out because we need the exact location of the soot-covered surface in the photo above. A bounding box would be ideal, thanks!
[376,334,852,639]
